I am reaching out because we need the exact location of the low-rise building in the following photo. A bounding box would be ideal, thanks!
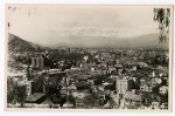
[62,101,74,109]
[140,84,152,92]
[151,78,162,87]
[159,85,168,95]
[26,80,35,96]
[30,53,44,68]
[110,92,120,108]
[98,90,105,101]
[160,102,168,109]
[151,101,160,109]
[124,89,142,109]
[75,98,84,108]
[116,77,134,94]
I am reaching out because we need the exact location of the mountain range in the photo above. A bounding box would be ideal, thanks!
[8,33,168,51]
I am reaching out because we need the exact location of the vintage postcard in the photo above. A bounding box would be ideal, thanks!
[5,5,173,111]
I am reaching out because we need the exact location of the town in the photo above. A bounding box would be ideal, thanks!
[7,47,169,109]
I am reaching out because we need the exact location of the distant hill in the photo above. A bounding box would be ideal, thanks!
[47,33,168,49]
[8,33,45,54]
[115,33,168,49]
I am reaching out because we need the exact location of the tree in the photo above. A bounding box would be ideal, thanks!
[15,85,26,107]
[7,78,15,103]
[7,79,27,107]
[154,8,170,43]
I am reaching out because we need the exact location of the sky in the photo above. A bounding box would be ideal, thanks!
[6,5,160,47]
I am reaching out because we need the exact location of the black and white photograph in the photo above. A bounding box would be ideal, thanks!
[5,5,173,110]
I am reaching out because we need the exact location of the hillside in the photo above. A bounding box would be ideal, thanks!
[8,33,44,54]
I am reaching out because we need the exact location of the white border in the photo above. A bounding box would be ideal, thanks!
[3,0,175,4]
[0,0,175,116]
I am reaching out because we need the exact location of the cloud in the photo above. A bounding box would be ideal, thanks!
[7,5,159,47]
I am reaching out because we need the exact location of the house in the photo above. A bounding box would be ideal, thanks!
[124,90,142,109]
[152,70,156,78]
[26,80,35,96]
[30,53,44,68]
[62,101,74,109]
[140,78,146,85]
[87,79,94,85]
[132,65,137,71]
[140,84,152,92]
[151,101,160,109]
[98,90,106,101]
[138,62,148,68]
[160,102,168,109]
[151,78,162,87]
[116,77,134,94]
[159,85,168,95]
[75,98,84,108]
[110,92,120,108]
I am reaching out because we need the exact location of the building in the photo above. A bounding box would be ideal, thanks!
[110,92,120,108]
[140,78,146,85]
[31,53,44,68]
[140,84,152,92]
[124,89,142,109]
[160,102,168,109]
[9,74,24,82]
[62,101,74,109]
[152,70,155,78]
[26,80,35,96]
[151,101,160,109]
[97,90,106,106]
[75,98,84,108]
[98,90,106,101]
[159,85,168,95]
[116,77,134,94]
[151,77,162,87]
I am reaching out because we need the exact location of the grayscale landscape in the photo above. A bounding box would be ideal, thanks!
[6,5,172,110]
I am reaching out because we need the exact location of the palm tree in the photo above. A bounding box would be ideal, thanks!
[154,8,170,43]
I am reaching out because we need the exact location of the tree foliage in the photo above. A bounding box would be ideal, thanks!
[7,78,27,107]
[154,8,170,43]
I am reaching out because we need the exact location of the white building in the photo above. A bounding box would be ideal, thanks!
[116,78,134,94]
[26,81,35,96]
[159,85,168,95]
